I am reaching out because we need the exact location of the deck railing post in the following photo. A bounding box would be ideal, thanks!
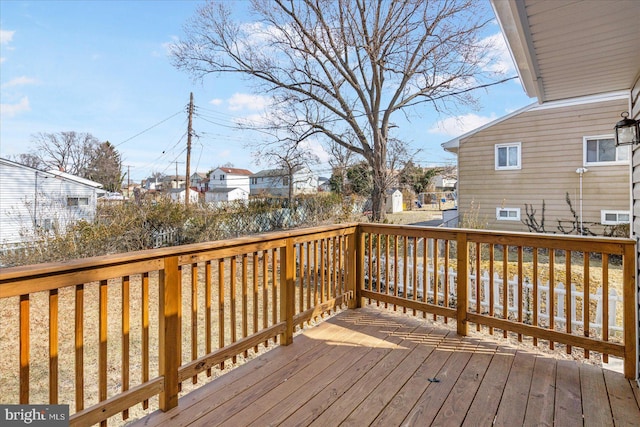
[354,226,365,308]
[622,242,637,379]
[347,228,360,309]
[159,255,180,411]
[456,232,469,336]
[280,238,295,345]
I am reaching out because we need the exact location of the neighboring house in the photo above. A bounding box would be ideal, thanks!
[250,167,318,197]
[169,187,199,204]
[143,176,164,191]
[317,177,330,192]
[432,174,457,192]
[163,175,186,190]
[189,172,208,190]
[0,158,103,245]
[209,167,252,194]
[442,92,630,234]
[205,188,249,205]
[490,0,639,382]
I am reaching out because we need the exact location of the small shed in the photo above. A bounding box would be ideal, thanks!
[386,189,403,213]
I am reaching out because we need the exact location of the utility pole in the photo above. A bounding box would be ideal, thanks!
[185,92,194,206]
[124,165,132,199]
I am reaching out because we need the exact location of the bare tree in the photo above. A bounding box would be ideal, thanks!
[30,131,99,176]
[172,0,510,220]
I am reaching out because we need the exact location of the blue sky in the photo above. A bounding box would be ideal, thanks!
[0,0,533,183]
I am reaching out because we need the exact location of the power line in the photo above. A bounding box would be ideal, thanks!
[115,111,183,147]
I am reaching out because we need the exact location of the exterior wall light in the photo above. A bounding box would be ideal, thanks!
[614,111,639,146]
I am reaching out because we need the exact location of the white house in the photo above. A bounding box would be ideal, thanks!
[169,188,199,204]
[250,167,318,197]
[0,158,103,245]
[208,167,252,193]
[205,188,249,205]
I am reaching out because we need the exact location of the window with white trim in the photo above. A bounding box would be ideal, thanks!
[496,207,520,221]
[600,210,630,225]
[67,197,89,207]
[495,143,521,170]
[584,136,629,165]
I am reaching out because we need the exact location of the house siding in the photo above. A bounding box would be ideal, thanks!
[0,159,100,245]
[458,97,629,234]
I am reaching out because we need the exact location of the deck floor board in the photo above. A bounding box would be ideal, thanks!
[132,307,640,427]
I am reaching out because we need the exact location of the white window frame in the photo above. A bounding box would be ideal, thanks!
[67,197,89,207]
[583,135,629,166]
[496,207,520,221]
[600,210,630,225]
[494,142,521,170]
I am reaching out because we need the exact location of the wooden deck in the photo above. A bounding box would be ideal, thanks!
[133,306,640,427]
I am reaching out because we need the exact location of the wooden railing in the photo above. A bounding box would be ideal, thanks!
[0,223,636,426]
[358,224,636,377]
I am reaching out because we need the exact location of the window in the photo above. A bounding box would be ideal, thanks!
[496,207,520,221]
[601,210,630,225]
[283,177,289,186]
[67,197,89,207]
[495,143,521,170]
[250,178,258,185]
[584,136,629,165]
[219,174,225,181]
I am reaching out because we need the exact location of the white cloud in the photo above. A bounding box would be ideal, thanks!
[2,76,38,88]
[0,97,30,118]
[0,29,15,45]
[428,113,497,136]
[227,93,269,111]
[480,33,515,74]
[209,98,223,106]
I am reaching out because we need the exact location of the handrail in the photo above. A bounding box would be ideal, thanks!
[0,222,635,426]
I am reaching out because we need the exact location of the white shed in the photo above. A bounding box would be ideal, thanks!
[205,187,249,204]
[386,189,403,214]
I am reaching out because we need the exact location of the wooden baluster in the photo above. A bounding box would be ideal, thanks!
[253,252,259,353]
[476,242,481,331]
[191,263,198,383]
[306,243,311,315]
[272,249,278,344]
[231,256,237,363]
[19,294,29,404]
[142,273,150,408]
[394,235,399,312]
[122,276,130,419]
[313,241,318,310]
[299,243,305,316]
[412,236,418,316]
[263,251,270,346]
[565,250,572,354]
[489,244,494,335]
[385,234,390,309]
[75,284,84,411]
[205,261,212,376]
[583,252,590,359]
[444,240,449,323]
[49,289,58,404]
[320,239,326,304]
[433,239,439,320]
[602,253,609,363]
[218,258,225,369]
[502,245,508,338]
[549,250,555,350]
[368,233,373,305]
[99,279,108,427]
[532,249,538,346]
[422,237,428,318]
[622,243,635,378]
[403,236,408,313]
[242,254,248,358]
[518,247,523,342]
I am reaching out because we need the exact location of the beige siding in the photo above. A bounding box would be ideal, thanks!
[458,97,630,235]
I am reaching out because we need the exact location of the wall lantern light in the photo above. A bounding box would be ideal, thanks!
[614,111,639,146]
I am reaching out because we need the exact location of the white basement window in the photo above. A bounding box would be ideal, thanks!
[496,207,520,221]
[601,210,630,225]
[495,142,521,170]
